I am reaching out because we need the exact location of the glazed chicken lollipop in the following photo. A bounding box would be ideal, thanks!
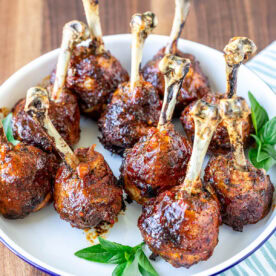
[65,0,129,118]
[0,115,56,219]
[25,87,123,229]
[142,0,210,114]
[12,21,81,152]
[181,37,256,154]
[121,55,192,204]
[204,97,274,231]
[138,99,221,268]
[98,12,162,155]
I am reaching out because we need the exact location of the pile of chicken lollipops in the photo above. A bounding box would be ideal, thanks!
[0,0,274,269]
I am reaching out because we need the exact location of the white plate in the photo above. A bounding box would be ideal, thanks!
[0,34,275,276]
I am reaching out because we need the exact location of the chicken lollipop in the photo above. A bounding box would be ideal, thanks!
[98,12,162,155]
[121,54,192,204]
[12,21,81,152]
[138,99,221,268]
[181,37,256,154]
[65,0,129,118]
[0,115,56,219]
[142,0,210,114]
[204,97,274,231]
[25,87,123,229]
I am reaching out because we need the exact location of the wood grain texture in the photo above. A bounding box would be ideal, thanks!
[0,0,275,275]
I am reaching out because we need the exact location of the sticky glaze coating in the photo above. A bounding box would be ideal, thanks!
[63,40,129,119]
[12,88,80,152]
[204,153,274,232]
[54,146,123,229]
[181,93,253,154]
[121,123,191,204]
[0,143,57,219]
[98,81,162,156]
[142,48,210,115]
[138,185,220,268]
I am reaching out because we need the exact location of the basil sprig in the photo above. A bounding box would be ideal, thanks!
[248,92,276,171]
[1,113,20,146]
[75,237,159,276]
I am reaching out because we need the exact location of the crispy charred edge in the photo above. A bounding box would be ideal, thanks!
[52,20,90,101]
[130,11,157,89]
[165,0,192,54]
[224,37,257,98]
[158,54,191,127]
[24,87,80,170]
[179,99,221,195]
[220,97,251,171]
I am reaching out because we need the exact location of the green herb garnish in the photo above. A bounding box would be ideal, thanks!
[75,237,159,276]
[248,92,276,171]
[2,113,20,146]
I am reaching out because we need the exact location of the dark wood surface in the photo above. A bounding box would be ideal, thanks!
[0,0,275,275]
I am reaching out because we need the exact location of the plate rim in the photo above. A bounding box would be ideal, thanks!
[0,34,275,276]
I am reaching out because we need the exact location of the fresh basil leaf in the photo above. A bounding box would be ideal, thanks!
[262,143,276,160]
[98,237,133,254]
[139,264,154,276]
[112,262,127,276]
[248,92,269,134]
[250,135,265,162]
[75,244,126,264]
[2,113,20,146]
[260,117,276,145]
[136,248,159,276]
[249,148,276,171]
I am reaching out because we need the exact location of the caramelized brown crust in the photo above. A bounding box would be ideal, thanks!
[65,41,129,119]
[121,123,191,204]
[98,81,162,155]
[181,93,253,154]
[0,143,57,219]
[204,152,274,231]
[138,186,220,268]
[54,146,123,229]
[12,89,80,152]
[142,47,210,114]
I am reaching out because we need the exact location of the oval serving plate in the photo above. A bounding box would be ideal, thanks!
[0,34,275,276]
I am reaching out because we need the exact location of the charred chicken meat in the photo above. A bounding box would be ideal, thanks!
[12,21,81,152]
[63,0,129,118]
[138,99,221,268]
[181,37,256,154]
[204,97,274,231]
[121,55,192,204]
[98,12,162,155]
[25,87,123,229]
[142,0,210,115]
[0,115,56,219]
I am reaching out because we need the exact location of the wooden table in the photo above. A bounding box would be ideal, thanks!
[0,0,275,275]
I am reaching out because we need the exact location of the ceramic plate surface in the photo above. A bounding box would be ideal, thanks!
[0,34,275,276]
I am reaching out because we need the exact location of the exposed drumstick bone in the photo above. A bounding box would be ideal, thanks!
[81,0,105,53]
[220,98,251,171]
[51,20,89,102]
[25,87,80,170]
[178,100,221,195]
[130,12,157,90]
[158,54,191,128]
[165,0,192,54]
[224,37,257,98]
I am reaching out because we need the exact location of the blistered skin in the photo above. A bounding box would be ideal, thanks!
[181,94,253,154]
[204,153,274,231]
[54,146,123,229]
[12,89,80,152]
[65,41,129,119]
[121,123,192,204]
[0,143,57,219]
[138,186,220,268]
[142,48,210,114]
[98,81,162,155]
